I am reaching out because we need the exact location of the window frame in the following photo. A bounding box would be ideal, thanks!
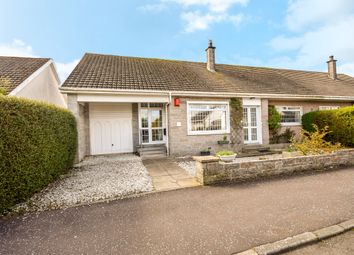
[319,106,340,110]
[187,101,230,135]
[276,106,303,126]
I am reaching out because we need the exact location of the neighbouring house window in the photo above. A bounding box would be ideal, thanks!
[276,106,302,125]
[187,102,230,135]
[319,106,339,110]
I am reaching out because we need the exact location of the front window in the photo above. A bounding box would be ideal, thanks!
[188,102,230,135]
[276,106,302,125]
[319,106,339,110]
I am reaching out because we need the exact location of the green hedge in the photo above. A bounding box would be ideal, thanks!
[302,105,354,147]
[0,96,77,213]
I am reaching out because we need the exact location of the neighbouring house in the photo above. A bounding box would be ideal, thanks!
[0,56,66,107]
[60,41,354,161]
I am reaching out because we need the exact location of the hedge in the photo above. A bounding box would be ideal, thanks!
[302,105,354,147]
[0,96,77,213]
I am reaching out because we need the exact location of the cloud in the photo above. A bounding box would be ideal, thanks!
[141,0,248,32]
[0,39,37,57]
[181,11,243,32]
[0,39,78,81]
[168,0,249,13]
[286,0,354,31]
[55,60,80,82]
[268,0,354,76]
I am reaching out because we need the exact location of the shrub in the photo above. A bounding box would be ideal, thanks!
[216,150,235,156]
[291,125,342,155]
[268,105,281,136]
[302,106,354,147]
[0,96,77,213]
[0,77,12,95]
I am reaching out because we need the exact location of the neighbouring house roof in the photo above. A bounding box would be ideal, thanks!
[0,56,50,94]
[61,53,354,98]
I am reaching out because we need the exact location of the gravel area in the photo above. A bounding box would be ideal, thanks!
[176,160,197,176]
[15,154,153,212]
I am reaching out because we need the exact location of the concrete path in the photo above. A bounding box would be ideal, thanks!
[1,168,354,255]
[143,158,200,191]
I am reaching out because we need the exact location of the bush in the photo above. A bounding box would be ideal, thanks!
[302,106,354,147]
[0,96,77,213]
[268,105,281,134]
[216,150,235,156]
[291,125,342,155]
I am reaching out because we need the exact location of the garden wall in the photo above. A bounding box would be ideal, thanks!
[194,149,354,185]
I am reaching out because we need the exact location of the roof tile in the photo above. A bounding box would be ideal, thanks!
[62,53,354,97]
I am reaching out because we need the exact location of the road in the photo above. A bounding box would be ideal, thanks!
[1,168,353,254]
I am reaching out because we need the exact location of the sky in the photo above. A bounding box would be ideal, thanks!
[1,0,354,82]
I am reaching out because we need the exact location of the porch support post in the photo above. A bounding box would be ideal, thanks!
[67,94,89,162]
[261,99,270,145]
[165,103,170,155]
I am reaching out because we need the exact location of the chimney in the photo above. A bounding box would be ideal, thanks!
[206,40,216,72]
[327,55,337,80]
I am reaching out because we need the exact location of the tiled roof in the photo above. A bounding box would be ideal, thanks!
[62,53,354,97]
[0,56,50,94]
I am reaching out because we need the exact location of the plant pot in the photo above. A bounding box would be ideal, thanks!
[200,151,211,156]
[218,154,236,162]
[217,140,230,145]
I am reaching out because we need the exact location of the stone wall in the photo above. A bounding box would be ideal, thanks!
[67,94,90,162]
[194,149,354,185]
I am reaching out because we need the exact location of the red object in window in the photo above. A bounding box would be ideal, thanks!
[174,98,181,107]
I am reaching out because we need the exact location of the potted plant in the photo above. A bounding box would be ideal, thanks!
[217,135,230,145]
[216,150,237,162]
[200,147,211,156]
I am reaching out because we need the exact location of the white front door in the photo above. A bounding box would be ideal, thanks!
[139,103,165,144]
[243,106,262,144]
[90,103,133,155]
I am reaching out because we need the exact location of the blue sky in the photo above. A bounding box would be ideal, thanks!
[1,0,354,81]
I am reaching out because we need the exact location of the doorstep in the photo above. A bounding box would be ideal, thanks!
[143,158,201,191]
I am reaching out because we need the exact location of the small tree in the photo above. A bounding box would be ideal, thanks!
[268,105,281,142]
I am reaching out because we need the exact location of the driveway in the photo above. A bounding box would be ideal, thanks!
[17,154,153,211]
[1,168,353,255]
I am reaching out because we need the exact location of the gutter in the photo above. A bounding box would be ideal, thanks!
[59,87,354,102]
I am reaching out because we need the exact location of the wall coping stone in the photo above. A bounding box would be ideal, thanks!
[193,156,219,163]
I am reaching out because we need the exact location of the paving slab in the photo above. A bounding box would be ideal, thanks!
[144,158,201,191]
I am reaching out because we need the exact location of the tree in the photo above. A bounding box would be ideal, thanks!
[0,78,11,95]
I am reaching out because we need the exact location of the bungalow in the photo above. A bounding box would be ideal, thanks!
[60,41,354,161]
[0,56,66,107]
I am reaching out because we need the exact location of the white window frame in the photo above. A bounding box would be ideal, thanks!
[138,103,166,145]
[319,106,339,110]
[187,101,230,135]
[276,106,303,126]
